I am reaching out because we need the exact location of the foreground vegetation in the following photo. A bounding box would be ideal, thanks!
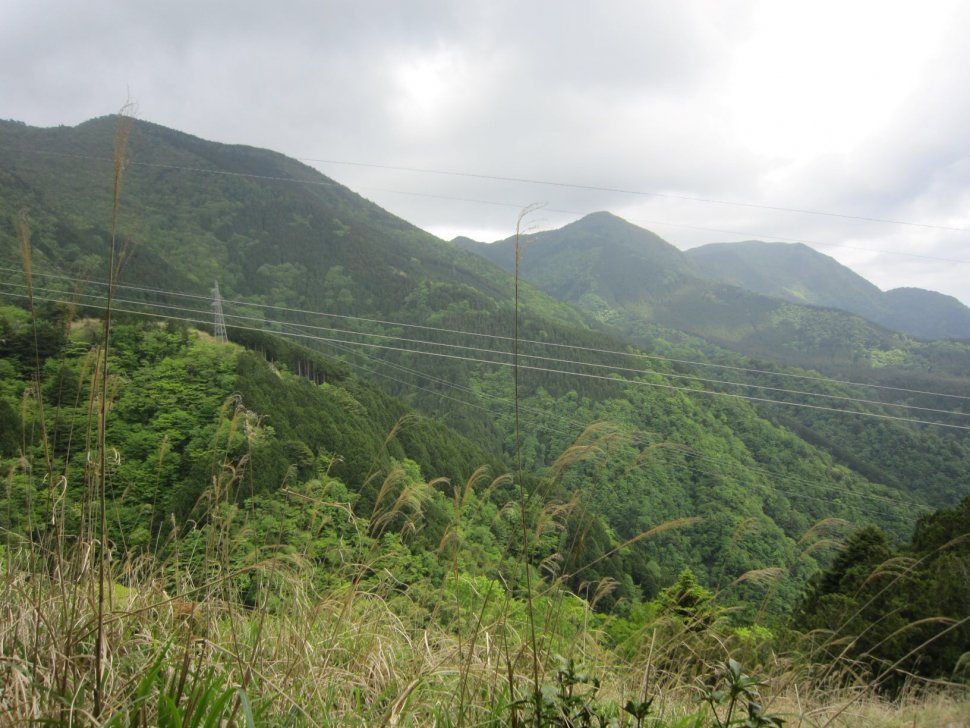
[2,480,968,726]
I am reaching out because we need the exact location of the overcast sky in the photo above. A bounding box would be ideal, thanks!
[3,0,970,304]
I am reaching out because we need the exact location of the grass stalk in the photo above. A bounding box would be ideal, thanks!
[94,106,133,720]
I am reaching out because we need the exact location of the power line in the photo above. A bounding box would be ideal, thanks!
[5,264,968,403]
[302,157,970,235]
[6,277,968,421]
[292,322,933,517]
[0,148,953,524]
[7,145,970,267]
[324,340,970,430]
[365,188,970,265]
[13,144,967,235]
[293,323,582,440]
[0,287,941,514]
[338,340,932,510]
[241,311,970,419]
[330,344,928,521]
[4,286,970,432]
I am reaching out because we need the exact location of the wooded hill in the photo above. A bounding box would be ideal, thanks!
[458,211,970,372]
[687,240,970,341]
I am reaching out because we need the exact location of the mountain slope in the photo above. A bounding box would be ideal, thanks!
[458,211,694,306]
[459,213,970,374]
[458,212,970,510]
[881,287,970,340]
[687,240,970,340]
[0,117,583,327]
[686,241,886,321]
[0,115,609,447]
[0,307,498,549]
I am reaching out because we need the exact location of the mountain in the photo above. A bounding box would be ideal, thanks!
[0,115,605,448]
[457,211,694,306]
[474,211,692,298]
[3,117,970,617]
[0,116,583,328]
[687,240,970,340]
[685,241,886,321]
[458,213,970,375]
[881,287,970,340]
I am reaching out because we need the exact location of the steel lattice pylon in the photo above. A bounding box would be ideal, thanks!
[211,280,228,343]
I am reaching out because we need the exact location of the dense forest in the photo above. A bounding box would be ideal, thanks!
[0,115,967,725]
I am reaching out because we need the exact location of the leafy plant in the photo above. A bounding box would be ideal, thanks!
[513,655,613,727]
[699,659,784,728]
[102,646,256,728]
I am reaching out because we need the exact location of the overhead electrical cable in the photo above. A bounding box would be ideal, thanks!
[12,145,968,234]
[4,286,970,432]
[287,323,583,440]
[4,264,968,403]
[6,278,968,421]
[289,321,934,516]
[7,145,970,265]
[0,148,953,523]
[302,157,970,234]
[363,189,970,265]
[0,286,944,514]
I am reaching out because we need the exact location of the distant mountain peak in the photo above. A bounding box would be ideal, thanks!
[553,212,683,257]
[574,210,626,224]
[565,210,650,233]
[687,240,970,340]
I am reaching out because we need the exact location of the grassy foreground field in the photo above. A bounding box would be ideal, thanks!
[2,526,967,726]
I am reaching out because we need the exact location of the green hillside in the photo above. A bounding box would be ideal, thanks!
[0,306,497,544]
[687,240,970,340]
[4,304,967,721]
[459,212,970,372]
[2,115,969,724]
[686,241,886,320]
[882,286,970,340]
[0,116,585,325]
[3,116,969,619]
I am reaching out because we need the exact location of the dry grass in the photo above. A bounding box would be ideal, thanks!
[2,471,968,726]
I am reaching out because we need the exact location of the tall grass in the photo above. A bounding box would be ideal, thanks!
[4,539,966,726]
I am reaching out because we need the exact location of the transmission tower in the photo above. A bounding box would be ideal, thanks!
[211,280,228,343]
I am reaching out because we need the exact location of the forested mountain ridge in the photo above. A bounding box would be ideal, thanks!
[687,241,886,322]
[881,286,970,340]
[0,116,584,329]
[457,212,970,373]
[4,307,967,722]
[687,240,970,340]
[0,114,611,446]
[2,116,969,620]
